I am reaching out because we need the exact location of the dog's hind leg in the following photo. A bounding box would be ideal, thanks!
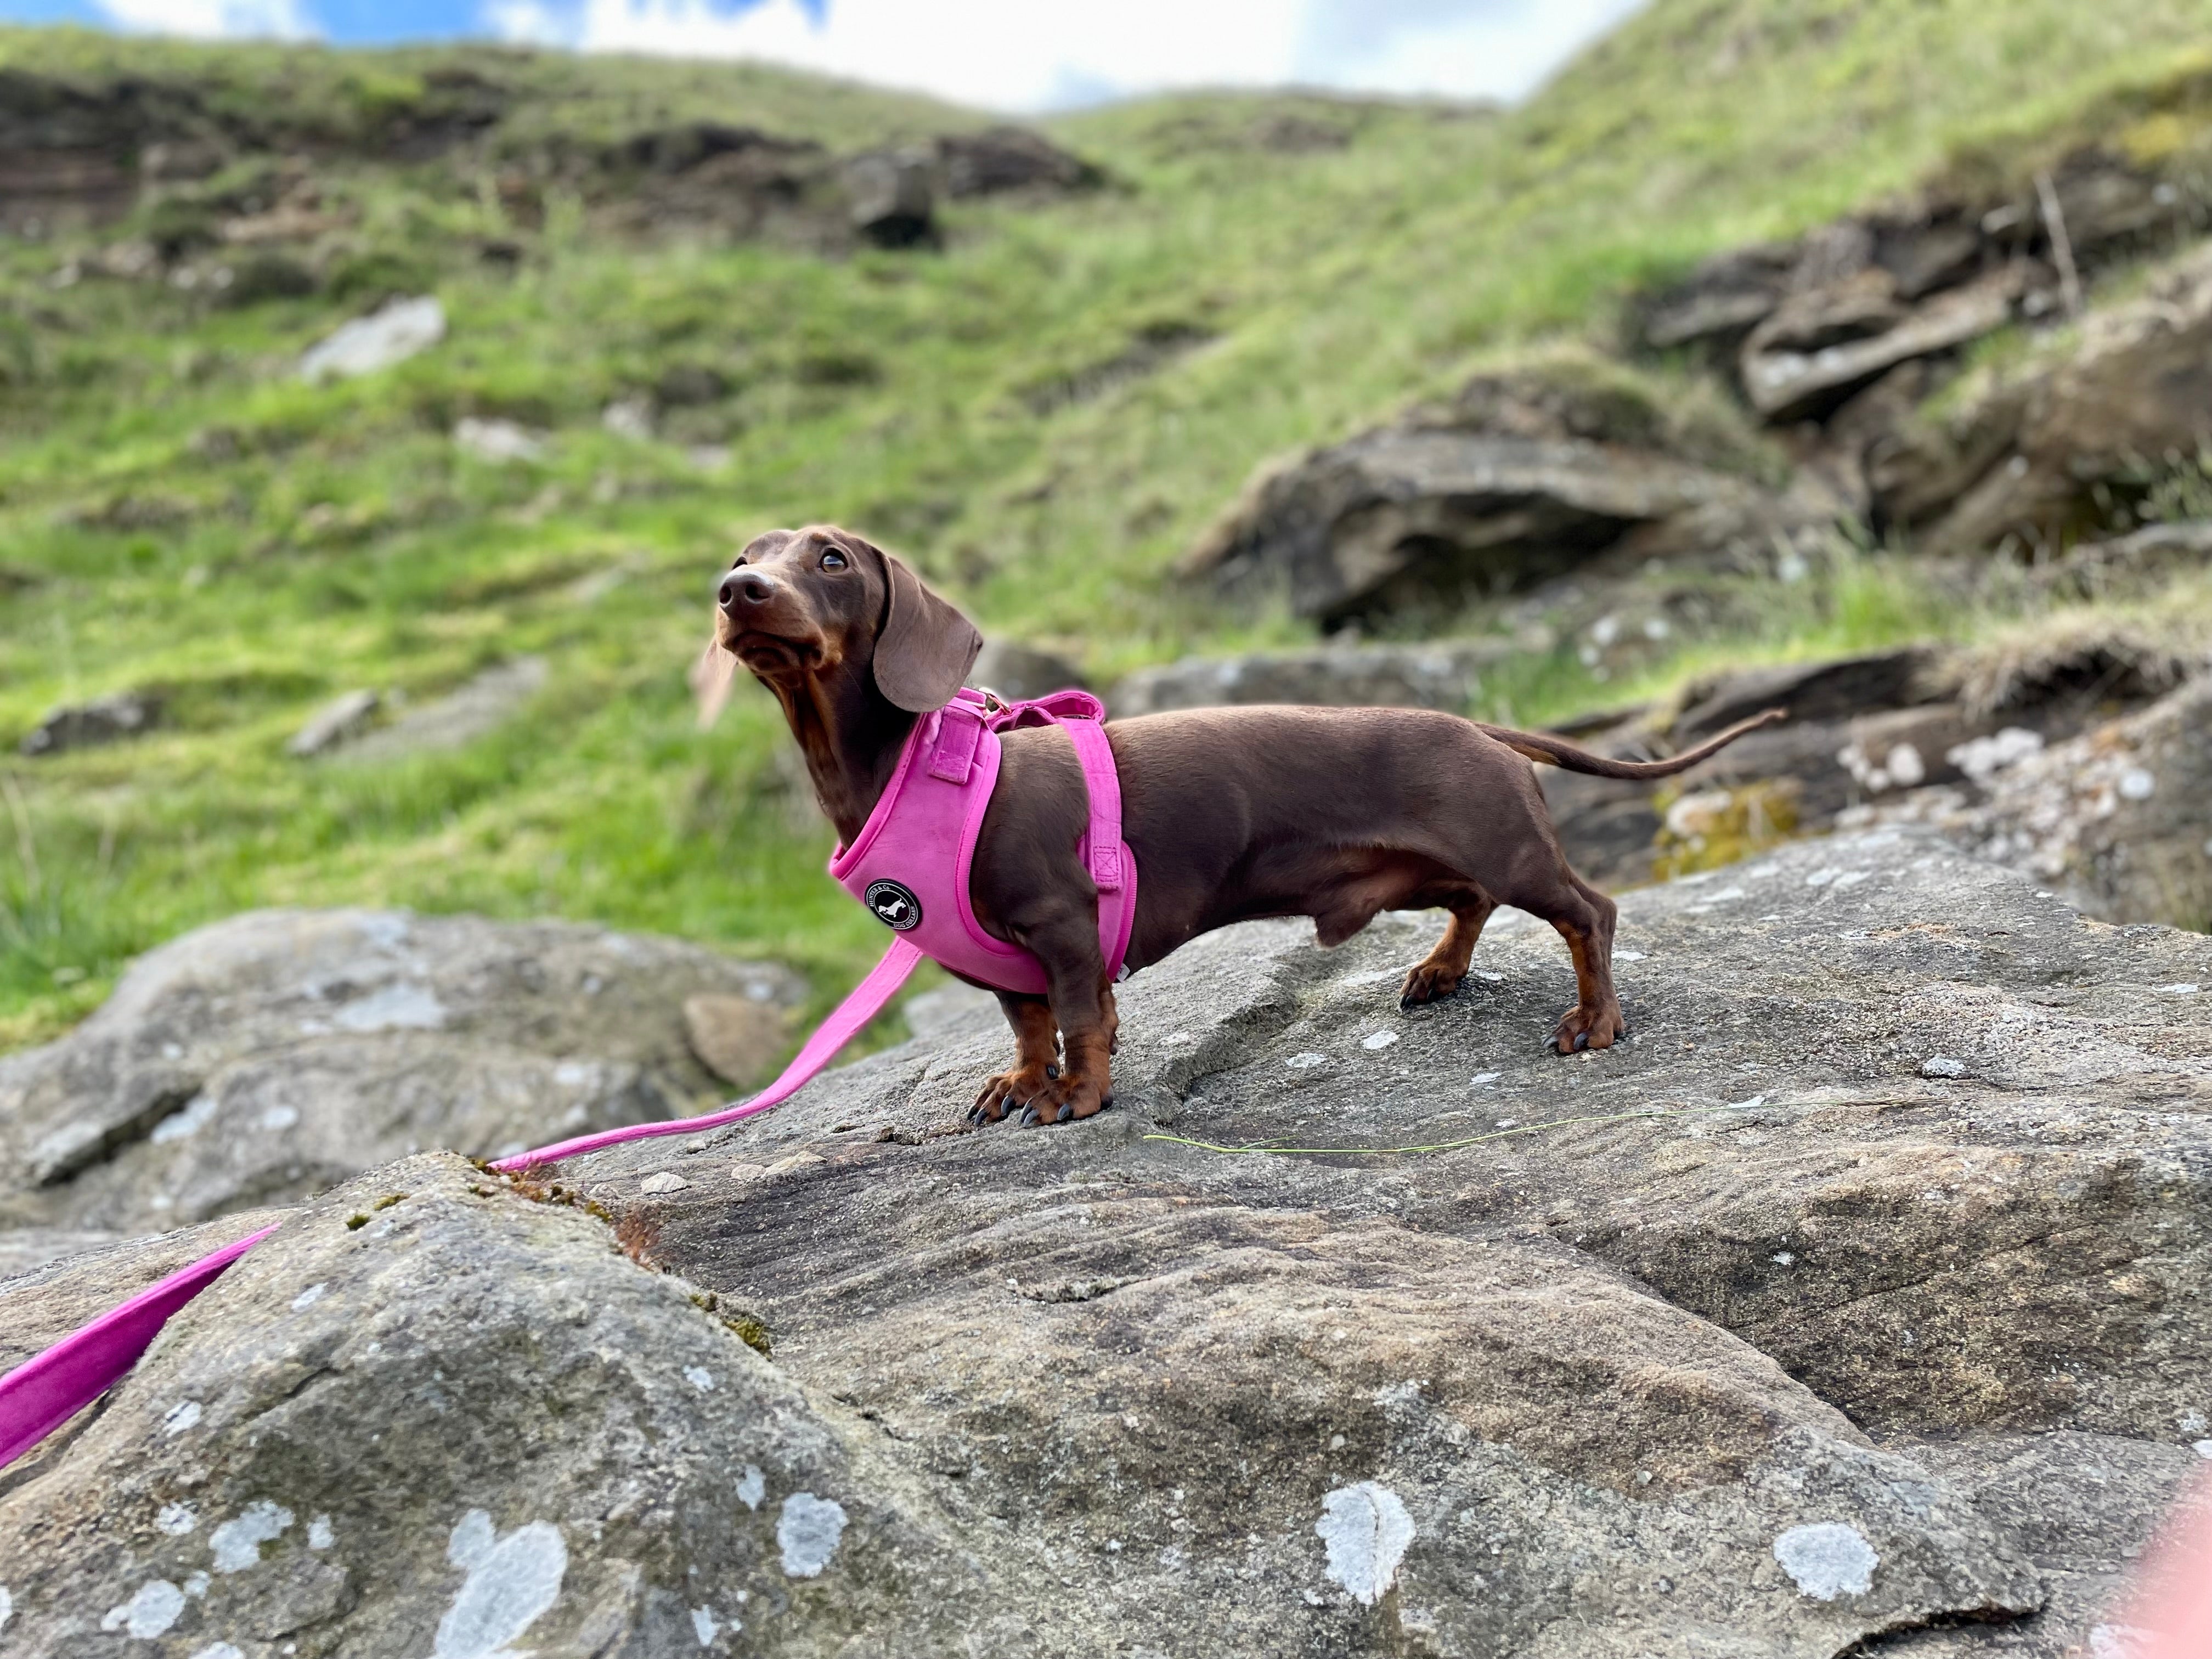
[1398,888,1498,1010]
[1519,871,1622,1053]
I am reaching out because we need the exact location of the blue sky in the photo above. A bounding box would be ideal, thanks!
[0,0,1649,111]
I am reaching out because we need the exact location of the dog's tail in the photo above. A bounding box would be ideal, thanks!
[1477,708,1787,780]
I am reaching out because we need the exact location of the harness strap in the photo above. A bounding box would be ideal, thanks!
[0,935,927,1472]
[1063,718,1125,893]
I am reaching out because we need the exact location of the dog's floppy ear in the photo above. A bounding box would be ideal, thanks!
[690,619,737,729]
[867,541,982,713]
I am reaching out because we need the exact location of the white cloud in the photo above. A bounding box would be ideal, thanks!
[496,0,1646,112]
[97,0,314,38]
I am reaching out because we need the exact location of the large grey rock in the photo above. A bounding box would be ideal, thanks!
[969,639,1086,702]
[1186,426,1799,628]
[1110,640,1508,716]
[0,908,803,1234]
[5,833,2208,1655]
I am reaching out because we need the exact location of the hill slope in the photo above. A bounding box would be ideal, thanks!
[3,0,2211,1046]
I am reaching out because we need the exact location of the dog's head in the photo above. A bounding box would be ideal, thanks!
[695,524,981,726]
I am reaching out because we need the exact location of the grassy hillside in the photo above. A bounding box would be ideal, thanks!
[4,1,2212,1049]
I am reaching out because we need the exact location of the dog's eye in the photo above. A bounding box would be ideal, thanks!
[820,550,847,571]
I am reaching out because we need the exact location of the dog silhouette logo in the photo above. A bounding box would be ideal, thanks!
[864,879,922,932]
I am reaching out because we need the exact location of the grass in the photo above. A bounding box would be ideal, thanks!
[5,0,2212,1048]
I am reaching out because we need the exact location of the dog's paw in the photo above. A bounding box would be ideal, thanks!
[1015,1070,1109,1127]
[1548,1003,1625,1054]
[970,1063,1057,1125]
[1397,961,1466,1011]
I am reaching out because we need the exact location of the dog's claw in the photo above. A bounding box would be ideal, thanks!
[1573,1031,1590,1052]
[1018,1107,1041,1128]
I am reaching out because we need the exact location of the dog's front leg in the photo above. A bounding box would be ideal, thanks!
[972,994,1060,1124]
[1009,902,1116,1126]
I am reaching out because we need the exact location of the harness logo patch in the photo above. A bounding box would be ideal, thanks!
[864,879,922,932]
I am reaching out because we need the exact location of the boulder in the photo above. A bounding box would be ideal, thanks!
[0,908,804,1235]
[295,295,445,384]
[18,689,161,757]
[682,992,794,1090]
[9,832,2208,1654]
[1184,352,1818,627]
[843,149,935,249]
[341,656,546,761]
[1186,427,1799,628]
[1110,641,1507,717]
[284,689,379,759]
[934,127,1101,198]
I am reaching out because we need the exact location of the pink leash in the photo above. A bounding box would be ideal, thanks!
[0,935,926,1470]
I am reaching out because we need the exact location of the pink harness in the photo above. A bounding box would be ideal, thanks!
[831,687,1136,995]
[0,686,1135,1469]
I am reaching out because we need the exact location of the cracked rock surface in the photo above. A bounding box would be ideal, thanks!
[2,831,2208,1655]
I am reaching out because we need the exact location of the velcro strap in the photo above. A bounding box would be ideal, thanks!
[1063,717,1124,892]
[928,704,985,783]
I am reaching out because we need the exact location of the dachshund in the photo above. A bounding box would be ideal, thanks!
[699,525,1782,1127]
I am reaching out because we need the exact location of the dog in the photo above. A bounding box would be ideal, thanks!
[701,524,1782,1127]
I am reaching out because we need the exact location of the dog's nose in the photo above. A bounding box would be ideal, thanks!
[718,568,776,610]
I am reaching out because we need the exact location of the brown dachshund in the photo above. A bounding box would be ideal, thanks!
[701,526,1783,1127]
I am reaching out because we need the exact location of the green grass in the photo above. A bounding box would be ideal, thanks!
[6,0,2212,1048]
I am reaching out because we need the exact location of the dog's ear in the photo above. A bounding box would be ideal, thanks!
[690,620,737,729]
[868,543,982,713]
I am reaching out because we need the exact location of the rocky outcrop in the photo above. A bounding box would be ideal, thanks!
[4,832,2208,1654]
[1184,354,1824,627]
[969,639,1087,702]
[0,909,803,1236]
[1110,640,1508,716]
[1886,245,2212,555]
[338,656,546,760]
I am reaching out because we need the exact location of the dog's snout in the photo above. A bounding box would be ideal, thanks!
[718,569,776,610]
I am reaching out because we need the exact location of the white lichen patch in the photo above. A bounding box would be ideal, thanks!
[1361,1030,1400,1052]
[187,1644,245,1659]
[309,1514,335,1550]
[1920,1056,1968,1078]
[161,1400,203,1436]
[2193,1440,2212,1460]
[1285,1052,1328,1070]
[157,1502,199,1535]
[1773,1521,1878,1600]
[736,1466,766,1510]
[150,1095,219,1144]
[684,1366,715,1393]
[291,1283,328,1312]
[334,980,447,1032]
[435,1510,568,1659]
[691,1606,719,1645]
[101,1579,185,1638]
[211,1500,294,1572]
[1315,1481,1415,1607]
[0,1587,11,1632]
[777,1493,848,1578]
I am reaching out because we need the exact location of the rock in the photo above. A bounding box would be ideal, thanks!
[1922,675,2212,927]
[1898,244,2212,554]
[844,149,935,249]
[452,416,545,464]
[1188,427,1797,627]
[0,907,803,1234]
[898,983,998,1042]
[0,1153,1005,1655]
[295,294,445,383]
[1741,263,2025,423]
[1185,351,1816,627]
[1636,242,1797,352]
[601,396,654,441]
[283,689,379,759]
[18,689,161,757]
[934,127,1099,198]
[1110,640,1507,717]
[1672,647,1946,741]
[340,657,547,761]
[969,640,1086,702]
[681,992,792,1090]
[18,832,2204,1651]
